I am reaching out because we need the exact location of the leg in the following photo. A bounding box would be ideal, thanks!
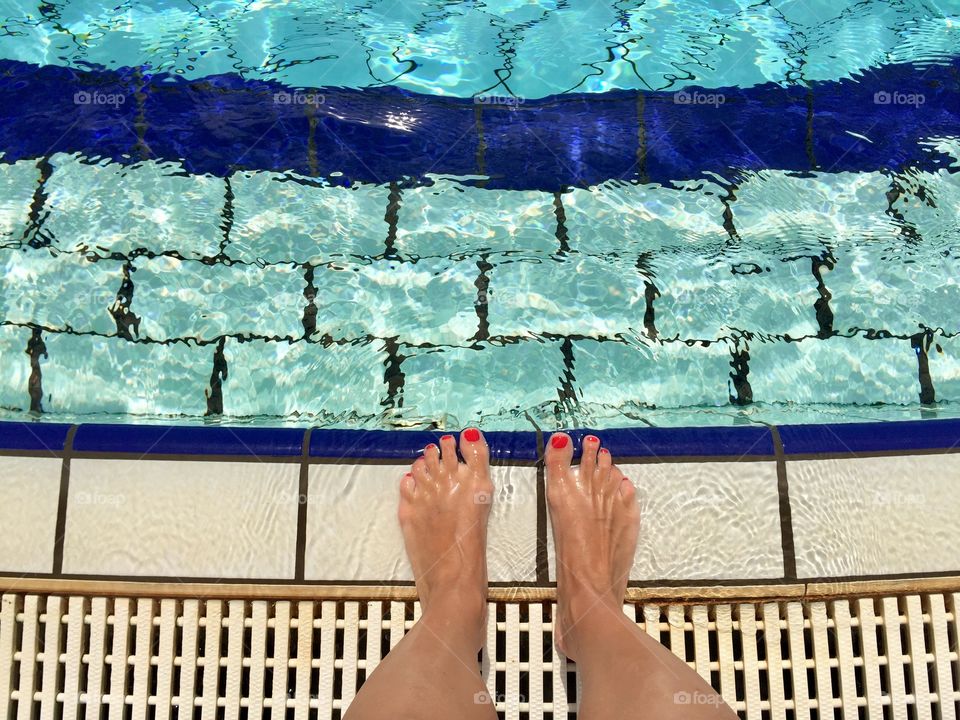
[345,430,497,720]
[546,432,737,720]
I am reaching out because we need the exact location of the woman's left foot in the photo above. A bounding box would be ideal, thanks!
[398,429,494,647]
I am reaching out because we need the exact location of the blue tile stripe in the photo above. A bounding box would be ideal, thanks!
[0,419,917,458]
[0,422,73,452]
[0,58,958,191]
[2,419,959,460]
[778,419,960,455]
[561,426,775,458]
[71,424,304,457]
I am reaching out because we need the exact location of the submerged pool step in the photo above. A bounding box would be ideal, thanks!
[0,590,957,719]
[0,156,959,423]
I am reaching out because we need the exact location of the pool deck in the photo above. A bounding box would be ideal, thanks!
[1,418,957,594]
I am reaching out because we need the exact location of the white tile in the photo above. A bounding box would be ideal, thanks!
[747,335,919,406]
[305,463,538,583]
[395,179,557,256]
[0,457,62,573]
[223,338,385,420]
[133,257,305,342]
[399,340,566,429]
[547,461,783,581]
[789,455,960,578]
[572,338,734,410]
[484,253,648,338]
[0,249,121,335]
[41,333,209,417]
[63,459,299,579]
[0,160,40,245]
[563,180,729,253]
[229,172,388,264]
[308,257,479,345]
[0,325,32,411]
[44,154,224,259]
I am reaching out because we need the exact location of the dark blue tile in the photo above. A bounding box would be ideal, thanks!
[309,429,538,461]
[0,421,72,452]
[73,424,304,457]
[552,426,775,458]
[778,419,960,455]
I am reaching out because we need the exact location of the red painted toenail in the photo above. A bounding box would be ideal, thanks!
[599,448,609,455]
[440,434,454,442]
[464,428,480,442]
[586,435,599,444]
[425,443,437,451]
[551,435,568,449]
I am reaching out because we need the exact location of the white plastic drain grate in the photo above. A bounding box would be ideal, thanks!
[1,592,958,719]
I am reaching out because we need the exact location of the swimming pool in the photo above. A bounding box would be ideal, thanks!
[2,4,960,719]
[1,0,959,430]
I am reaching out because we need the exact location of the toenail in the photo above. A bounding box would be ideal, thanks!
[599,448,609,455]
[551,435,568,449]
[440,434,454,442]
[425,443,437,451]
[464,428,480,442]
[585,435,599,444]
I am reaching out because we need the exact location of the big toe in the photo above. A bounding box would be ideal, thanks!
[545,432,573,475]
[459,427,489,476]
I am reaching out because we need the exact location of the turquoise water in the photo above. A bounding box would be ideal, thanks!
[1,2,959,430]
[1,1,958,96]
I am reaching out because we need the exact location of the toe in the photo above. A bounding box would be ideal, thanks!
[545,432,573,480]
[399,471,417,501]
[423,442,441,476]
[618,475,636,503]
[460,427,489,475]
[579,434,601,485]
[439,434,459,475]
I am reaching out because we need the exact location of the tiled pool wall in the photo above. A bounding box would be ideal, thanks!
[1,419,957,588]
[2,154,960,428]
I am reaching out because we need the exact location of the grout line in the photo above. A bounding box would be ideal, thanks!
[472,253,492,342]
[20,156,53,249]
[26,327,47,413]
[474,103,486,178]
[805,87,818,171]
[383,181,402,260]
[770,426,798,580]
[636,92,648,184]
[552,190,570,253]
[51,425,79,575]
[728,338,753,406]
[294,428,313,581]
[204,337,228,416]
[530,418,549,584]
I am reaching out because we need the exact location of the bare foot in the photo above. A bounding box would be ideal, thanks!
[545,432,640,660]
[398,428,494,648]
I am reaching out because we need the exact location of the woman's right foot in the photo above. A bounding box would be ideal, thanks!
[545,432,640,660]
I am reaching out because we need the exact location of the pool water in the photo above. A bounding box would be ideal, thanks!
[0,1,959,431]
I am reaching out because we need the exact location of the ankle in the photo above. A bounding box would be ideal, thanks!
[559,590,628,654]
[420,590,488,651]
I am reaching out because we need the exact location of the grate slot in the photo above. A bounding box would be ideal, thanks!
[2,591,959,719]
